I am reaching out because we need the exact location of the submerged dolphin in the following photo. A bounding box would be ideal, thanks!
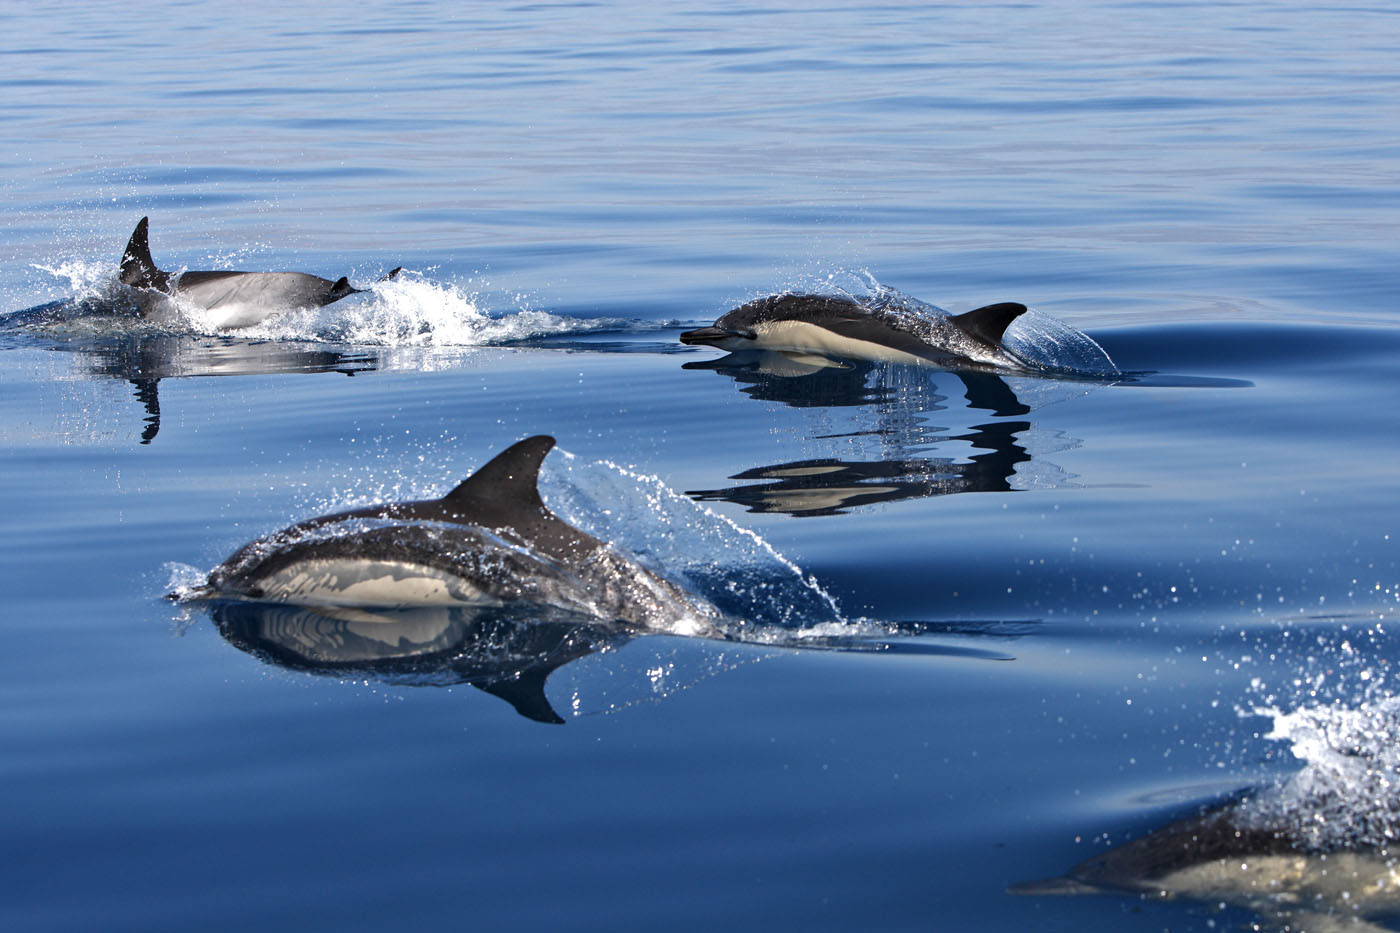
[1013,801,1400,932]
[119,216,400,329]
[176,436,719,636]
[680,293,1029,369]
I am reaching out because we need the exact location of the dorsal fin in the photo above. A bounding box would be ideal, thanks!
[119,217,170,291]
[324,276,360,304]
[949,302,1027,350]
[443,435,556,510]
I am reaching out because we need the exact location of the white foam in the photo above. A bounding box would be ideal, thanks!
[1241,696,1400,849]
[226,274,628,346]
[1239,624,1400,849]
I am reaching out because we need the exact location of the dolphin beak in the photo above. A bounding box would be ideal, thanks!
[680,326,755,346]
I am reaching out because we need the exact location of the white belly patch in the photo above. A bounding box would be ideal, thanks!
[750,321,929,364]
[254,559,502,609]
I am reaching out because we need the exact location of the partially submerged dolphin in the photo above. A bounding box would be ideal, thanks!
[119,216,400,329]
[680,293,1029,369]
[1013,801,1400,932]
[175,436,719,636]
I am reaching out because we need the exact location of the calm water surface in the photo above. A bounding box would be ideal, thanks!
[3,3,1399,931]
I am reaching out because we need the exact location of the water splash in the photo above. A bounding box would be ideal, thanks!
[1242,697,1400,850]
[31,259,116,299]
[163,561,210,602]
[1239,622,1400,850]
[3,261,154,336]
[537,450,846,634]
[243,273,630,347]
[1002,309,1119,377]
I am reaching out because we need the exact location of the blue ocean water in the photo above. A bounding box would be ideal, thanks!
[2,2,1399,930]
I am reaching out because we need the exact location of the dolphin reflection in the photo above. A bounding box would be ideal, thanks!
[201,602,1028,724]
[681,350,1082,514]
[683,351,898,408]
[688,422,1031,517]
[2,297,383,444]
[681,348,1074,418]
[211,602,621,724]
[79,336,379,444]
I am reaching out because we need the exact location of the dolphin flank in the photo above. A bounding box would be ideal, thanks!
[175,436,719,636]
[680,292,1029,369]
[119,216,401,329]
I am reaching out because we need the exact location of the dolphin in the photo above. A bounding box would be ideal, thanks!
[175,435,720,636]
[119,216,400,329]
[1012,801,1400,932]
[680,293,1029,370]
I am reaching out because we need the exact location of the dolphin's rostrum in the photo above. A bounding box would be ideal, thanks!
[680,292,1029,370]
[177,436,720,637]
[120,216,400,329]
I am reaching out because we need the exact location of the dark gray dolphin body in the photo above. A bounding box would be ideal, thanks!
[180,436,719,636]
[120,216,400,329]
[680,293,1029,369]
